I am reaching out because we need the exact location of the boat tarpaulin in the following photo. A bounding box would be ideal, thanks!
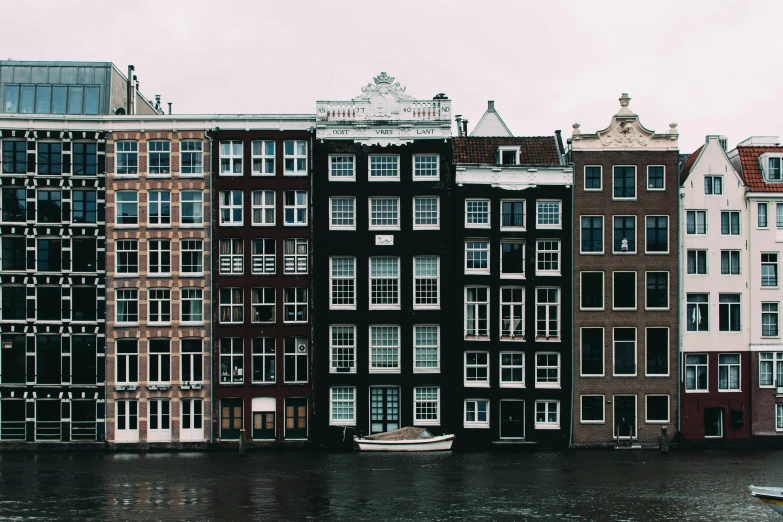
[363,427,434,441]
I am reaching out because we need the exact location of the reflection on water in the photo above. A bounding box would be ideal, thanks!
[0,450,779,521]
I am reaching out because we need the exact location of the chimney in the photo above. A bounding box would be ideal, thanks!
[154,94,161,111]
[133,77,139,115]
[455,114,463,137]
[462,119,469,137]
[488,100,495,111]
[168,102,172,115]
[126,65,135,115]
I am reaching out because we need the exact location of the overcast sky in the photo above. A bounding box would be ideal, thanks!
[4,0,782,152]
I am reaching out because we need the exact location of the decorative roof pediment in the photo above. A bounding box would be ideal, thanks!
[571,93,678,151]
[316,72,452,145]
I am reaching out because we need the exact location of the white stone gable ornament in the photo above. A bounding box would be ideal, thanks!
[598,93,653,147]
[353,72,413,118]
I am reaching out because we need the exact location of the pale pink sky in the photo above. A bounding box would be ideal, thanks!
[4,0,782,152]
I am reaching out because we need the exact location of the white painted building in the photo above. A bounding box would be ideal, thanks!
[679,135,750,440]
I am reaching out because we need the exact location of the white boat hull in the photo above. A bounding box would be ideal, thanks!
[354,434,455,452]
[750,486,783,516]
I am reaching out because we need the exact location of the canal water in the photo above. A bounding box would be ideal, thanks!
[0,449,780,521]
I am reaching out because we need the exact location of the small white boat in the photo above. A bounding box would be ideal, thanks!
[353,427,455,452]
[750,486,783,516]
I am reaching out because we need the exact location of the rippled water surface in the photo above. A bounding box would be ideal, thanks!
[0,449,780,521]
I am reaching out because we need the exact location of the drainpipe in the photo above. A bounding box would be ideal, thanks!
[678,191,684,435]
[309,126,316,441]
[206,126,216,444]
[569,162,575,449]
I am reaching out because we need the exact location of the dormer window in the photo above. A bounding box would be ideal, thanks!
[497,146,520,165]
[770,157,781,180]
[760,154,783,182]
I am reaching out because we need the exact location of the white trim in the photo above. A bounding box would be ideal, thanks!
[534,400,560,430]
[465,199,491,229]
[413,386,440,426]
[368,154,400,181]
[329,325,356,374]
[368,324,401,373]
[368,256,400,310]
[329,196,356,231]
[499,286,525,341]
[329,386,356,426]
[413,324,440,374]
[282,140,307,176]
[463,399,490,429]
[413,256,440,310]
[499,199,526,231]
[329,256,356,310]
[412,153,440,181]
[535,200,562,229]
[535,239,560,276]
[368,196,400,231]
[412,196,440,230]
[465,239,491,275]
[534,351,560,388]
[328,154,356,181]
[463,350,490,387]
[499,239,525,279]
[218,140,243,176]
[499,351,525,388]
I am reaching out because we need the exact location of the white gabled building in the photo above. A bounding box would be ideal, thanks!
[679,135,750,440]
[730,136,783,439]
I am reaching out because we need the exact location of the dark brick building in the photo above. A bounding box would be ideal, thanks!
[570,94,680,446]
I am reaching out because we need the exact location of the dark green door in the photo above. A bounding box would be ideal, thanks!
[614,396,636,438]
[253,411,275,440]
[500,400,524,439]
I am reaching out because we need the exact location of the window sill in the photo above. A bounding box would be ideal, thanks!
[413,420,440,426]
[329,227,357,231]
[283,381,308,385]
[368,227,400,232]
[612,374,638,378]
[536,272,561,277]
[684,390,710,393]
[369,306,401,311]
[499,383,525,389]
[328,177,357,182]
[282,321,309,325]
[147,274,172,278]
[114,225,140,230]
[115,323,140,327]
[534,337,561,342]
[413,226,441,231]
[500,227,526,232]
[500,336,525,342]
[612,308,637,312]
[283,173,308,177]
[580,420,606,424]
[500,274,526,279]
[180,322,205,327]
[219,382,245,386]
[219,223,244,227]
[534,424,561,430]
[329,369,357,374]
[179,174,205,178]
[612,252,638,256]
[413,368,440,374]
[218,174,244,177]
[412,176,440,182]
[114,175,139,179]
[146,175,173,179]
[535,225,562,230]
[644,251,670,256]
[464,225,491,229]
[583,188,603,192]
[329,305,357,311]
[250,322,275,326]
[147,225,173,229]
[368,177,401,182]
[645,420,670,424]
[368,369,401,374]
[251,223,277,227]
[580,308,605,312]
[464,336,490,341]
[148,322,172,327]
[718,389,742,393]
[250,173,276,177]
[250,381,278,385]
[645,374,670,378]
[283,223,308,227]
[463,423,490,429]
[329,422,357,427]
[180,273,205,278]
[535,383,561,389]
[219,322,245,326]
[645,308,670,312]
[463,382,490,388]
[580,252,605,256]
[465,271,491,276]
[180,224,204,229]
[283,272,309,276]
[580,374,605,378]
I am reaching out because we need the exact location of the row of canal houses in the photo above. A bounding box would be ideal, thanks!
[0,60,781,449]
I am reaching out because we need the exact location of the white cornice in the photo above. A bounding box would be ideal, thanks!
[0,115,315,132]
[456,166,573,188]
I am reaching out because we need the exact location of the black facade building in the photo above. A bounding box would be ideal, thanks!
[0,119,107,444]
[452,107,573,448]
[314,74,454,447]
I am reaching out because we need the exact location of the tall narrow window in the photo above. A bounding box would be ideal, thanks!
[116,141,138,175]
[581,327,604,376]
[115,288,138,324]
[687,250,708,275]
[413,256,439,309]
[613,328,636,376]
[148,288,171,324]
[686,210,707,234]
[219,288,244,324]
[500,287,524,339]
[284,337,308,383]
[464,351,489,385]
[536,240,560,275]
[580,272,604,310]
[759,202,769,227]
[330,326,356,373]
[283,140,307,175]
[330,197,355,230]
[115,191,138,225]
[613,272,636,310]
[369,257,399,308]
[535,288,560,340]
[283,288,308,323]
[148,239,171,275]
[718,294,741,332]
[37,190,62,223]
[148,190,171,226]
[645,216,668,253]
[613,166,636,198]
[181,239,203,275]
[613,216,636,253]
[500,200,525,229]
[148,340,171,383]
[762,303,779,337]
[330,257,355,309]
[720,211,740,235]
[219,141,243,175]
[72,190,97,223]
[181,191,204,225]
[465,240,490,273]
[116,340,139,384]
[762,253,778,287]
[414,325,439,372]
[647,166,664,190]
[283,238,308,274]
[584,166,601,190]
[645,272,669,310]
[2,141,26,174]
[219,338,243,383]
[685,354,708,391]
[251,338,276,383]
[219,190,243,226]
[284,190,307,225]
[465,286,489,339]
[535,352,560,387]
[116,240,138,275]
[500,240,525,277]
[251,238,275,274]
[580,216,603,253]
[645,328,669,376]
[686,293,709,331]
[251,287,275,324]
[148,141,171,174]
[181,288,203,323]
[252,190,275,226]
[718,354,740,391]
[180,140,203,175]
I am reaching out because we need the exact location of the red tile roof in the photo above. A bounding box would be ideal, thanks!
[454,136,562,165]
[678,145,703,185]
[737,146,783,192]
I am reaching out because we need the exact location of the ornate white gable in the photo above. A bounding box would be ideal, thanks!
[571,93,678,151]
[316,72,451,145]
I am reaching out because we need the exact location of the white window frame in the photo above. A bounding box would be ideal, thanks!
[762,303,780,338]
[147,140,171,176]
[115,340,138,384]
[535,287,560,341]
[369,325,400,373]
[368,196,400,230]
[147,190,171,227]
[219,190,243,226]
[180,339,203,383]
[147,339,171,384]
[219,288,244,325]
[329,387,356,426]
[413,196,440,230]
[328,154,356,181]
[612,165,637,201]
[687,249,708,275]
[464,399,489,428]
[115,141,138,176]
[465,286,489,340]
[704,175,723,195]
[329,196,355,230]
[179,139,203,176]
[115,399,139,442]
[251,140,275,176]
[218,238,243,275]
[251,238,275,275]
[686,209,708,234]
[777,404,783,432]
[612,215,637,254]
[762,252,779,288]
[500,199,526,231]
[115,190,138,227]
[613,327,637,377]
[580,271,604,311]
[329,325,356,374]
[147,239,171,276]
[180,190,204,227]
[536,239,560,276]
[580,395,606,424]
[535,400,560,429]
[412,154,439,180]
[464,351,489,387]
[580,327,605,377]
[499,351,525,388]
[180,287,203,324]
[251,190,275,227]
[500,286,525,340]
[465,199,490,228]
[646,165,665,191]
[283,238,308,275]
[413,325,440,373]
[369,257,400,310]
[535,352,560,388]
[368,154,399,181]
[219,140,243,176]
[283,287,308,324]
[251,337,276,384]
[580,215,604,255]
[500,240,525,279]
[413,256,440,310]
[759,202,769,228]
[644,271,670,311]
[718,353,741,392]
[645,395,670,424]
[465,239,490,275]
[330,256,356,310]
[584,165,602,191]
[283,140,307,176]
[612,271,637,311]
[115,288,138,325]
[497,146,520,165]
[147,398,172,442]
[413,387,440,426]
[536,200,562,229]
[644,327,670,377]
[250,287,275,325]
[644,215,669,254]
[283,190,308,226]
